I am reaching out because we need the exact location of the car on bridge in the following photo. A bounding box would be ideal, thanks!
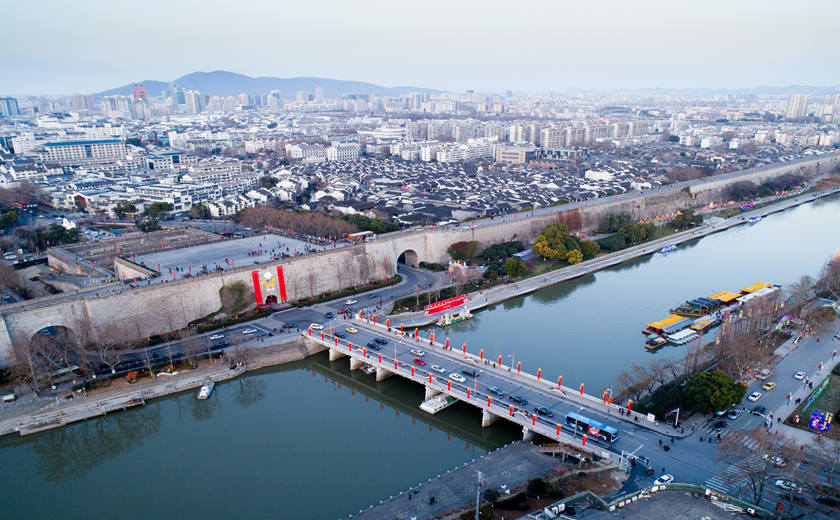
[509,395,528,406]
[366,342,380,350]
[461,368,480,378]
[431,365,446,374]
[209,334,224,340]
[410,349,426,357]
[748,391,762,402]
[414,358,426,366]
[309,323,324,330]
[334,331,346,338]
[487,386,505,396]
[345,327,358,334]
[534,406,554,417]
[242,328,258,335]
[374,337,389,345]
[449,373,466,383]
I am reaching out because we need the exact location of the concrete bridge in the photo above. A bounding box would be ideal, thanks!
[0,153,837,366]
[305,316,682,466]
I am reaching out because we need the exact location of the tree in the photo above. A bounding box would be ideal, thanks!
[189,204,211,220]
[447,241,478,261]
[683,371,746,414]
[668,209,703,231]
[786,275,815,315]
[533,223,581,261]
[503,257,526,277]
[0,208,19,229]
[565,249,583,264]
[143,202,174,218]
[816,257,840,301]
[482,488,500,504]
[125,137,142,147]
[581,239,599,258]
[600,213,632,233]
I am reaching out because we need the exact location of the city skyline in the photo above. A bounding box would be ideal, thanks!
[2,0,838,95]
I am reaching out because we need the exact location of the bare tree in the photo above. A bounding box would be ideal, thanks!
[816,258,840,301]
[786,275,815,316]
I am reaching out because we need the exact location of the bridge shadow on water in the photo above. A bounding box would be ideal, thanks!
[302,351,522,451]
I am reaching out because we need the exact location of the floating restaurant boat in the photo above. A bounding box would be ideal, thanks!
[196,382,214,400]
[659,244,677,254]
[665,328,698,345]
[643,314,692,336]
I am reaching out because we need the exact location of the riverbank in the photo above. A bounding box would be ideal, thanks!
[0,335,325,437]
[389,185,840,327]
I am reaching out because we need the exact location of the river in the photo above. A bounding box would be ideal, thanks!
[1,195,838,518]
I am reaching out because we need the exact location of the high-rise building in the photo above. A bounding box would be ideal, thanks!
[237,93,250,106]
[268,90,283,108]
[0,97,21,117]
[70,93,95,110]
[102,95,134,118]
[785,94,809,119]
[314,87,324,101]
[132,85,148,101]
[170,83,186,105]
[185,90,204,114]
[296,90,308,103]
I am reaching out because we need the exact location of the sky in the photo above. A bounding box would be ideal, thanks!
[1,0,838,95]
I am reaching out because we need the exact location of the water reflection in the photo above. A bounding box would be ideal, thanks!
[30,403,162,483]
[233,377,267,408]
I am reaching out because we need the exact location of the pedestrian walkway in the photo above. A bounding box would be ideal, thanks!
[703,431,762,495]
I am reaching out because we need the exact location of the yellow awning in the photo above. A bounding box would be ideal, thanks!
[648,315,685,329]
[709,291,741,303]
[741,282,770,294]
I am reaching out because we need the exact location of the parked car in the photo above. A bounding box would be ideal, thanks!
[748,391,762,402]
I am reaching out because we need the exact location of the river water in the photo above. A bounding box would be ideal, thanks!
[1,196,838,519]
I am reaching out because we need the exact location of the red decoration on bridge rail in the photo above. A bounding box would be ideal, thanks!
[423,294,468,315]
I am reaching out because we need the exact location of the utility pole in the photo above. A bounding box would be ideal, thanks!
[475,470,484,520]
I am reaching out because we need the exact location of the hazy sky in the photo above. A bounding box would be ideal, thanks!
[2,0,838,95]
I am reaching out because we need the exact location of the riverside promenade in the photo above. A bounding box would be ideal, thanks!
[389,186,840,327]
[344,441,574,520]
[0,335,324,437]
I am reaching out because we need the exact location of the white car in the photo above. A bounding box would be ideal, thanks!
[654,474,674,486]
[431,364,446,374]
[410,349,426,357]
[449,373,466,383]
[344,299,358,305]
[309,323,324,330]
[242,328,258,335]
[748,391,762,402]
[794,371,806,380]
[763,454,786,467]
[774,480,802,493]
[209,334,224,340]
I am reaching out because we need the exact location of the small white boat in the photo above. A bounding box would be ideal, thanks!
[659,244,677,254]
[196,382,214,400]
[361,364,376,375]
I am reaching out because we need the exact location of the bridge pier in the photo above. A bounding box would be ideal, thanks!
[522,427,537,442]
[349,357,364,371]
[424,386,441,400]
[376,367,394,382]
[329,349,347,362]
[481,409,499,427]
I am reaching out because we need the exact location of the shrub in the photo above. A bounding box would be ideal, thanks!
[447,241,479,261]
[526,478,549,497]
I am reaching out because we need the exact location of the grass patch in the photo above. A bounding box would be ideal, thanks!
[785,373,840,439]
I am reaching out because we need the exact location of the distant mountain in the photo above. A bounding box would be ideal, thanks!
[561,84,840,96]
[95,70,443,99]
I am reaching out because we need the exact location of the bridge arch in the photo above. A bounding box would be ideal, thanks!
[397,249,419,268]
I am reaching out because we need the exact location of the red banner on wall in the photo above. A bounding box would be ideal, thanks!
[276,265,287,301]
[251,270,263,305]
[424,294,468,316]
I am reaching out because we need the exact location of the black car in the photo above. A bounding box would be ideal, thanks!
[713,420,727,431]
[461,368,480,377]
[325,312,334,319]
[510,395,528,405]
[374,337,388,345]
[366,342,381,350]
[334,331,346,338]
[753,405,767,414]
[535,406,554,417]
[368,294,378,299]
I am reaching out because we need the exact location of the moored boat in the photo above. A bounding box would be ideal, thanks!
[659,244,677,254]
[196,382,214,400]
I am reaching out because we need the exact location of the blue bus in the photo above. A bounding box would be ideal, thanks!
[564,412,619,442]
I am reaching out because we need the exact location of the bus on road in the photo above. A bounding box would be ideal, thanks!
[564,412,619,442]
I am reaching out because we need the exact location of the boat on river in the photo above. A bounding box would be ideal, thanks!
[436,308,472,327]
[659,244,677,254]
[196,382,214,400]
